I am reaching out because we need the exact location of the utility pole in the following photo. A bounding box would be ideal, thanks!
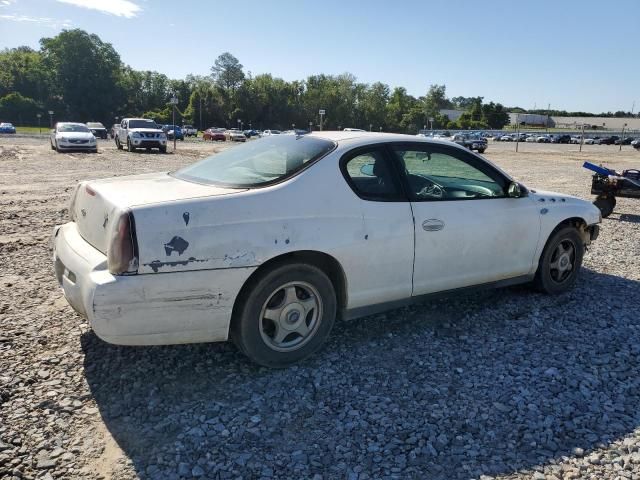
[170,96,178,151]
[515,114,520,153]
[546,103,550,133]
[36,113,42,135]
[579,124,585,152]
[620,123,627,151]
[319,109,325,131]
[199,96,203,134]
[48,110,54,129]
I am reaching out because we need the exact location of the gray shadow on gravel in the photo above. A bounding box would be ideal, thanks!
[614,213,640,224]
[82,269,640,480]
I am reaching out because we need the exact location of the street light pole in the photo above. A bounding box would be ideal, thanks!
[36,113,42,135]
[48,110,54,129]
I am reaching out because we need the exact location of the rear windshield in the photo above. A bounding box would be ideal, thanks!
[173,135,335,187]
[87,123,104,128]
[129,119,157,129]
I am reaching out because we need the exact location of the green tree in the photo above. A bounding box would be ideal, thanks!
[40,29,122,124]
[0,92,41,124]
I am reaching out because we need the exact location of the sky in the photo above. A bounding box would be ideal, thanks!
[0,0,638,113]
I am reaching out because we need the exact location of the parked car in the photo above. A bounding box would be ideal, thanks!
[343,128,366,132]
[583,137,596,145]
[552,134,572,144]
[226,129,247,142]
[163,125,184,141]
[0,122,16,133]
[450,133,487,153]
[262,129,281,136]
[109,124,120,139]
[499,135,513,142]
[243,129,261,138]
[597,136,619,145]
[50,122,97,153]
[52,132,601,367]
[536,135,552,143]
[86,122,108,139]
[614,137,635,145]
[570,136,582,144]
[202,128,226,141]
[182,125,197,137]
[116,118,167,153]
[525,135,538,143]
[632,139,640,150]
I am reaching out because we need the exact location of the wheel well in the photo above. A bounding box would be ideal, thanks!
[549,217,590,243]
[231,250,348,322]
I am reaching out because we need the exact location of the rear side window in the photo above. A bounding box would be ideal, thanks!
[341,148,403,201]
[173,135,335,187]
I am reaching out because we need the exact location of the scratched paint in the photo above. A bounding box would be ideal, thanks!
[164,236,189,256]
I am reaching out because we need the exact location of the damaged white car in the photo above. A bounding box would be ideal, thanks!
[53,132,601,367]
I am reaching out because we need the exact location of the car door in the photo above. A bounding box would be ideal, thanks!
[388,142,541,296]
[340,146,415,308]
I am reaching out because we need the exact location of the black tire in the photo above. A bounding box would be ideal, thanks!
[55,141,60,153]
[534,226,584,294]
[116,138,123,150]
[593,195,615,218]
[127,139,135,152]
[50,141,55,151]
[478,149,485,154]
[159,146,167,153]
[231,263,337,367]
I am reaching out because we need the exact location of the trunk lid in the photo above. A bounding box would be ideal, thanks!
[71,172,246,253]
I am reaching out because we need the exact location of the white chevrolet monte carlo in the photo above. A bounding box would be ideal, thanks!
[53,132,601,366]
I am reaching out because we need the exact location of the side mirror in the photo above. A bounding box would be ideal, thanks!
[507,181,525,198]
[360,163,375,176]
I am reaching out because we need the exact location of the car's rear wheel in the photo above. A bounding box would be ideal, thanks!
[231,263,336,367]
[478,149,485,154]
[593,194,615,218]
[534,226,584,294]
[116,137,123,150]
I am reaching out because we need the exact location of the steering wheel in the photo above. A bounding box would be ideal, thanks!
[417,180,445,199]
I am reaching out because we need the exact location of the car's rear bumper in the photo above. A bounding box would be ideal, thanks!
[52,222,256,346]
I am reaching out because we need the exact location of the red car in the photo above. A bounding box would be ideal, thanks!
[202,128,226,141]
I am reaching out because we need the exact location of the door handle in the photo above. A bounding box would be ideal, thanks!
[422,219,445,231]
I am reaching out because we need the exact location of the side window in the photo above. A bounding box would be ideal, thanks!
[392,146,506,201]
[342,148,403,201]
[122,120,126,129]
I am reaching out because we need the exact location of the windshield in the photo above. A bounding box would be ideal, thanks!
[58,124,90,133]
[87,122,104,128]
[129,119,158,129]
[173,135,335,187]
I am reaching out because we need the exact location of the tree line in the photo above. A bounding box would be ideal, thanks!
[6,27,607,133]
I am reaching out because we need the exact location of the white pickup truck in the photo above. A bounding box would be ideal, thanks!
[116,118,167,153]
[182,125,197,137]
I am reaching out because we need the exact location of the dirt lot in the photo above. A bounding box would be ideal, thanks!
[1,135,640,480]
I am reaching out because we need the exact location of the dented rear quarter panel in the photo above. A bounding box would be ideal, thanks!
[131,148,368,292]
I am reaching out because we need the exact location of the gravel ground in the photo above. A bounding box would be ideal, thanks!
[1,136,640,480]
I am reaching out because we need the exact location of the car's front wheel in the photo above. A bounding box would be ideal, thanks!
[534,226,584,294]
[127,139,135,152]
[231,263,337,367]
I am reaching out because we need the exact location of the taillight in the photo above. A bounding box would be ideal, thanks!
[68,184,81,221]
[107,210,138,275]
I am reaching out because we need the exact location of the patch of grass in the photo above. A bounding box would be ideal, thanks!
[15,126,49,134]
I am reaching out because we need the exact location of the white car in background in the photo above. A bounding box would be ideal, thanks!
[50,122,97,153]
[226,129,247,142]
[525,135,537,143]
[262,129,281,136]
[52,132,601,367]
[584,138,596,145]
